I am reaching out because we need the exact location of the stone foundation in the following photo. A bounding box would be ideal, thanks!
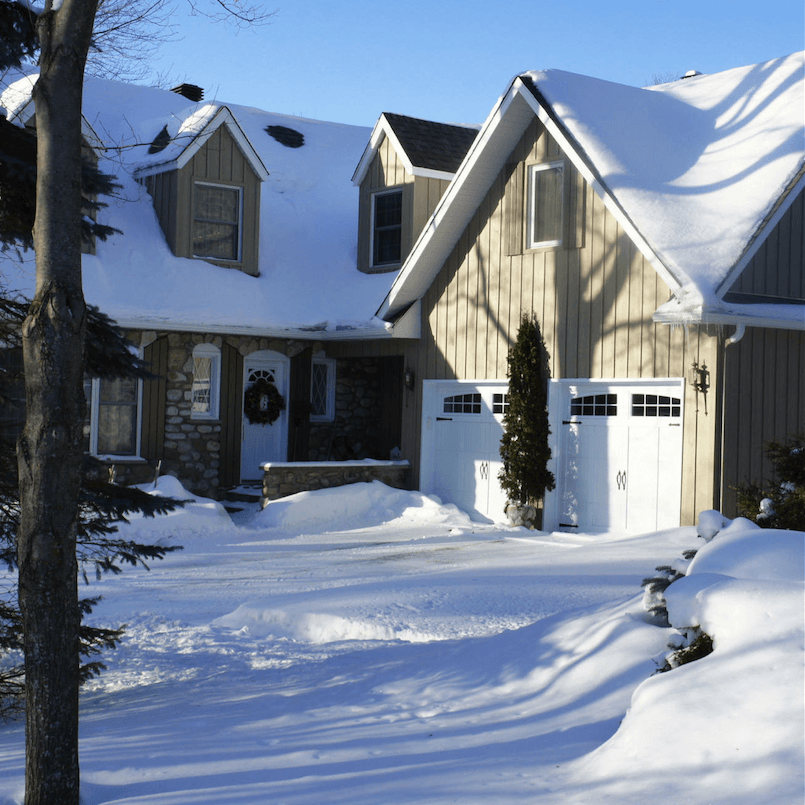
[261,460,410,503]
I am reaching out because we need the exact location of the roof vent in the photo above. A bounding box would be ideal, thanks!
[170,83,204,102]
[265,125,305,148]
[682,70,703,79]
[148,124,171,154]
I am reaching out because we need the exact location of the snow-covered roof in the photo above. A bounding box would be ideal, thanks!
[1,72,396,338]
[380,53,805,329]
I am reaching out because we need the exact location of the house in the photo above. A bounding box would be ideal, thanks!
[365,52,804,532]
[3,53,802,530]
[0,71,476,498]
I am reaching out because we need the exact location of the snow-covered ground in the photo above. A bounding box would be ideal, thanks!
[1,479,802,804]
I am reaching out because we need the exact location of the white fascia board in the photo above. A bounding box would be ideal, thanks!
[378,83,535,321]
[715,170,805,300]
[516,84,684,300]
[352,114,458,186]
[652,306,805,331]
[112,317,394,340]
[136,107,269,181]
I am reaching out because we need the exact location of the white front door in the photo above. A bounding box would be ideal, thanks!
[548,379,684,534]
[241,351,289,480]
[421,381,509,523]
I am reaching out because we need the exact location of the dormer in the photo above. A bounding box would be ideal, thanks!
[352,113,477,274]
[135,106,269,277]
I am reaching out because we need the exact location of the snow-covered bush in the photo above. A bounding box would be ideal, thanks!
[734,432,805,530]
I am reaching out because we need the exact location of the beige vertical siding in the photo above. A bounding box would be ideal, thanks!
[729,188,804,300]
[399,115,724,524]
[721,328,805,515]
[143,126,261,275]
[357,135,452,273]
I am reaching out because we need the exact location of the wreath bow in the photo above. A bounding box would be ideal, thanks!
[244,377,286,426]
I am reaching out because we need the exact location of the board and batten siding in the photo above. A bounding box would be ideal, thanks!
[398,116,722,525]
[144,125,261,276]
[357,133,451,273]
[728,187,804,300]
[721,328,805,514]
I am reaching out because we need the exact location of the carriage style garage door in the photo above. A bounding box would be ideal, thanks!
[420,381,509,523]
[548,379,685,534]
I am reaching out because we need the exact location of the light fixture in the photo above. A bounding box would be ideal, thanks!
[404,366,415,391]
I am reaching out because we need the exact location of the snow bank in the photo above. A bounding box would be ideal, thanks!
[564,513,805,805]
[250,480,475,533]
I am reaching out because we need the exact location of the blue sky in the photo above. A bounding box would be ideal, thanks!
[151,0,804,128]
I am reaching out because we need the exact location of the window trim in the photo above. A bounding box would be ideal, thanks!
[526,161,564,250]
[370,187,404,268]
[192,180,244,263]
[85,375,143,458]
[191,342,222,420]
[310,356,336,422]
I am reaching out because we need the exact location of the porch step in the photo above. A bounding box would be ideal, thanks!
[221,484,262,513]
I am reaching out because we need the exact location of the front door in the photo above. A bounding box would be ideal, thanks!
[240,351,289,481]
[550,380,684,534]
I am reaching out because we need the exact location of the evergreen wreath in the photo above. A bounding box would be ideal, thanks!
[243,377,286,426]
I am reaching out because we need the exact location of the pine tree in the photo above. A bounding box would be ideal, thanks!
[499,314,555,514]
[0,300,184,717]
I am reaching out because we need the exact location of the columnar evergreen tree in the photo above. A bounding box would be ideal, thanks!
[499,313,555,511]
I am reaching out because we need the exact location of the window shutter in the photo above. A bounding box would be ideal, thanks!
[141,337,168,460]
[218,342,243,488]
[504,162,525,256]
[564,161,586,249]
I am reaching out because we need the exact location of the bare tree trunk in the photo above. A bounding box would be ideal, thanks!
[16,2,98,803]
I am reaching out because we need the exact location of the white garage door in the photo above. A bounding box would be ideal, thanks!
[421,381,509,523]
[547,379,684,534]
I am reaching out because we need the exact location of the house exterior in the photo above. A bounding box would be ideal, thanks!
[371,52,804,532]
[0,72,476,499]
[2,53,801,531]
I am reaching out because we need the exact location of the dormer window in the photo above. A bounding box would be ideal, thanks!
[193,182,242,262]
[371,188,403,267]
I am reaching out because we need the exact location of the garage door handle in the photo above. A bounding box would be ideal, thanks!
[436,417,453,421]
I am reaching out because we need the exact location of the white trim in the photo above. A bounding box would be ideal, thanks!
[370,187,404,269]
[85,374,143,458]
[526,161,564,249]
[192,181,243,263]
[310,356,336,422]
[190,342,221,420]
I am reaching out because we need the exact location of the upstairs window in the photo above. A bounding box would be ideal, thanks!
[191,343,221,420]
[527,161,564,249]
[371,189,403,267]
[193,182,242,262]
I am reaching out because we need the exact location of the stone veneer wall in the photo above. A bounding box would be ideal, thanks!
[103,331,312,498]
[308,357,387,461]
[262,461,410,502]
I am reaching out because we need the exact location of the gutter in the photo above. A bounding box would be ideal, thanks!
[112,318,395,341]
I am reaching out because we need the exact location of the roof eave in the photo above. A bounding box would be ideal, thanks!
[652,305,805,331]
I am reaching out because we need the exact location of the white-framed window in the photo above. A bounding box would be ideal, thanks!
[371,188,403,267]
[84,376,142,457]
[193,181,242,262]
[527,161,564,249]
[310,356,336,422]
[191,343,221,420]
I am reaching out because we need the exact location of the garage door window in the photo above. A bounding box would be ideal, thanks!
[570,393,617,417]
[631,394,681,417]
[493,393,509,415]
[443,393,482,414]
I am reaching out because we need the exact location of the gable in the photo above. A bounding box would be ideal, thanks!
[723,186,805,305]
